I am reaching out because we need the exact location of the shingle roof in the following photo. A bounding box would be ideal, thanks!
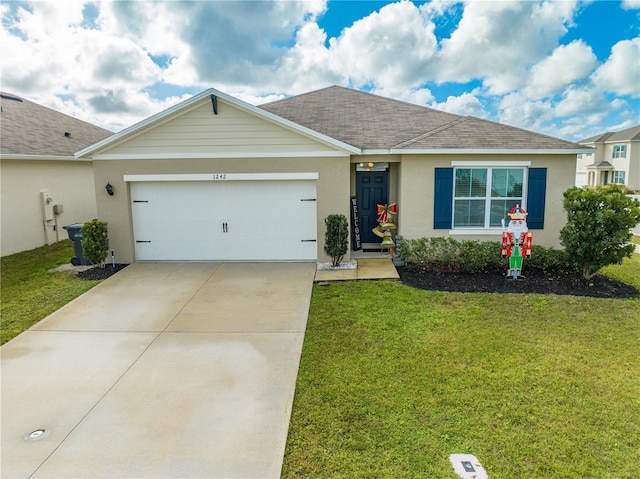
[260,86,586,151]
[0,92,112,157]
[579,124,640,144]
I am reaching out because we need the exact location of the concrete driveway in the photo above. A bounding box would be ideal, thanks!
[1,262,315,479]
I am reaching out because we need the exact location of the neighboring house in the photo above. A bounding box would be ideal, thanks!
[0,92,112,256]
[576,124,640,191]
[77,86,589,264]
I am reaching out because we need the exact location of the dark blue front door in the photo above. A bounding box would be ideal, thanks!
[356,170,389,244]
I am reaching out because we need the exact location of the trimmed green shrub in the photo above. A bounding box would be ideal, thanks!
[400,237,500,272]
[529,245,572,274]
[459,239,503,271]
[324,214,349,267]
[81,219,109,267]
[560,185,640,279]
[400,236,572,274]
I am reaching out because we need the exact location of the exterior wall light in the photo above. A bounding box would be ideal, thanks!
[105,183,114,196]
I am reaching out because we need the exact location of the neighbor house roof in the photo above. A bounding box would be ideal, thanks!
[0,92,113,157]
[586,160,614,169]
[260,86,588,152]
[579,124,640,144]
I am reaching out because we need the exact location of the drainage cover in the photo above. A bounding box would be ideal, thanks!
[450,454,488,479]
[24,429,50,441]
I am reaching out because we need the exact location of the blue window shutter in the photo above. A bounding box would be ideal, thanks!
[434,168,453,229]
[527,168,547,229]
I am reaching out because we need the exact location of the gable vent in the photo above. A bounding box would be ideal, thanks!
[0,93,23,102]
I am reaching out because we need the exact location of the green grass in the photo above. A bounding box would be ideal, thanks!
[2,242,639,476]
[602,253,640,289]
[283,257,640,478]
[632,235,640,246]
[1,240,101,345]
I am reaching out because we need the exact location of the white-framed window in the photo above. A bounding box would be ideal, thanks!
[612,170,626,184]
[613,145,627,158]
[453,167,525,228]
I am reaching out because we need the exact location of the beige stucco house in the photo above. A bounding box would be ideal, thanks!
[576,124,640,191]
[78,86,589,264]
[0,92,112,256]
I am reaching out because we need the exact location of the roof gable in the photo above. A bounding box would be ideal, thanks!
[78,89,358,158]
[0,92,112,157]
[260,86,588,152]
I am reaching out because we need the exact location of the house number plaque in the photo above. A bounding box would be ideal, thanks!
[212,174,228,180]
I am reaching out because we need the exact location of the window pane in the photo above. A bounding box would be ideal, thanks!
[613,171,625,184]
[490,199,519,227]
[491,168,523,197]
[454,200,485,227]
[470,169,487,197]
[613,145,627,158]
[454,169,471,197]
[455,169,487,198]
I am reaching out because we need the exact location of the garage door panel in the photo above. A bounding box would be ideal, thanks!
[131,180,317,261]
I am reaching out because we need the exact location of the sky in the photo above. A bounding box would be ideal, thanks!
[1,0,639,142]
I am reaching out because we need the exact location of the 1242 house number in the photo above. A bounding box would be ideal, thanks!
[212,174,227,180]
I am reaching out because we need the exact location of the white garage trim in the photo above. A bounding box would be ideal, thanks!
[124,172,319,182]
[130,179,317,261]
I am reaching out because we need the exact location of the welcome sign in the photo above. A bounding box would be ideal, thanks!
[350,196,362,251]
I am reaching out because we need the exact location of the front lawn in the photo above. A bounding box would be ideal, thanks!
[0,240,101,345]
[283,257,640,478]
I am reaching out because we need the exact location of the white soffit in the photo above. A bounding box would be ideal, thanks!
[365,148,590,155]
[93,151,349,160]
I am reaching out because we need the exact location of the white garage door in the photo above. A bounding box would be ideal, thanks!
[130,179,317,261]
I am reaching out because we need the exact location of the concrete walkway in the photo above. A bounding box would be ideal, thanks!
[314,257,400,282]
[1,262,315,479]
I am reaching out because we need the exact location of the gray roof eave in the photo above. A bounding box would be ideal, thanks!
[358,147,594,155]
[0,154,91,161]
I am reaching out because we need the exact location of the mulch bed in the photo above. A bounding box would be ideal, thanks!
[76,262,638,299]
[76,264,129,280]
[397,264,639,298]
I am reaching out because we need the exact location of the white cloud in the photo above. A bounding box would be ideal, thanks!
[0,0,637,141]
[278,22,340,94]
[172,0,328,87]
[327,1,438,89]
[431,92,487,117]
[373,86,435,106]
[554,86,608,117]
[0,1,171,130]
[591,37,640,98]
[622,0,640,9]
[498,93,554,131]
[0,0,330,129]
[525,40,597,99]
[433,0,580,94]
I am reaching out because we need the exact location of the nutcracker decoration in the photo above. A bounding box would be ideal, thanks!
[501,204,532,280]
[372,203,397,254]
